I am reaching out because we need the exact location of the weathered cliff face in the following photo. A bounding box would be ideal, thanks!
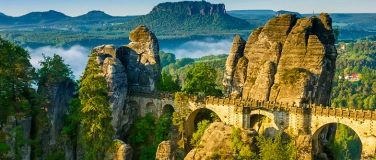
[185,122,257,160]
[152,1,226,16]
[123,25,161,93]
[224,13,337,106]
[2,116,32,160]
[93,45,129,138]
[223,35,246,98]
[36,80,75,159]
[90,25,161,138]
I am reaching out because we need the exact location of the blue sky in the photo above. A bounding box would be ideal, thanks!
[0,0,375,16]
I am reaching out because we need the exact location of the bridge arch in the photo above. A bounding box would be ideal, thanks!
[249,109,280,138]
[311,122,362,160]
[128,100,141,117]
[144,102,157,117]
[161,104,175,116]
[185,108,224,148]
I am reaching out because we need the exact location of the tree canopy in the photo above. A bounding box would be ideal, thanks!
[160,51,176,68]
[37,54,74,85]
[156,71,180,92]
[0,37,36,122]
[183,63,222,96]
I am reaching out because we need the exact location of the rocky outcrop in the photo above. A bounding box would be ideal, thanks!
[90,25,161,138]
[105,139,133,160]
[123,25,161,93]
[185,122,257,160]
[223,35,246,97]
[224,13,337,106]
[93,45,129,138]
[156,141,177,160]
[275,10,302,18]
[2,116,32,160]
[36,80,75,159]
[152,1,226,16]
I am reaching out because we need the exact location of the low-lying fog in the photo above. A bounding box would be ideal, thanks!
[27,38,233,79]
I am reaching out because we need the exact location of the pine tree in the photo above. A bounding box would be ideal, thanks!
[79,52,114,160]
[0,37,36,122]
[38,54,74,85]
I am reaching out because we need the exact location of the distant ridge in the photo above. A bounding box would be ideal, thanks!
[17,10,70,24]
[107,1,252,37]
[0,10,138,29]
[75,10,113,19]
[227,10,275,15]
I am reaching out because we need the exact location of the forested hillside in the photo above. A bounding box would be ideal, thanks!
[332,40,376,110]
[160,51,227,91]
[105,1,252,39]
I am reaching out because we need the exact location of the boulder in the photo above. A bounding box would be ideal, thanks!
[105,139,133,160]
[156,141,176,160]
[185,122,257,160]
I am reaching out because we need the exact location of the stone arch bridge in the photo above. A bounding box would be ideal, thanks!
[129,92,376,159]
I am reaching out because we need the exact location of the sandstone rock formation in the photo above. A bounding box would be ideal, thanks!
[36,80,75,159]
[2,116,32,160]
[122,25,161,93]
[224,13,337,106]
[156,141,177,160]
[185,122,257,160]
[90,25,161,138]
[105,139,133,160]
[223,35,246,98]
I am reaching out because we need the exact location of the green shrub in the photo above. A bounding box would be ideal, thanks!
[190,120,211,148]
[129,113,155,144]
[256,132,297,160]
[155,114,171,144]
[281,68,310,85]
[230,127,243,154]
[139,144,158,160]
[0,143,10,152]
[46,151,65,160]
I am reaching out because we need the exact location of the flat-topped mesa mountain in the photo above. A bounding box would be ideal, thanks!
[89,25,161,138]
[224,13,337,106]
[110,1,251,35]
[151,1,226,15]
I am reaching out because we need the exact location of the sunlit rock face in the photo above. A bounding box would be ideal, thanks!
[156,141,177,160]
[224,13,337,106]
[185,122,258,160]
[90,25,161,138]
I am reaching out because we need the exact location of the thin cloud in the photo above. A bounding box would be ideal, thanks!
[26,45,90,80]
[162,38,232,59]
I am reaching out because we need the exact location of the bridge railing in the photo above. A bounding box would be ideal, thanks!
[128,91,175,100]
[129,91,376,120]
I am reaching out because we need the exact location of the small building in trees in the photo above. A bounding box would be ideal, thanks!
[344,73,360,81]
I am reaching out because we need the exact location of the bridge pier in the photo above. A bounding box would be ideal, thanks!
[360,136,376,160]
[296,135,312,160]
